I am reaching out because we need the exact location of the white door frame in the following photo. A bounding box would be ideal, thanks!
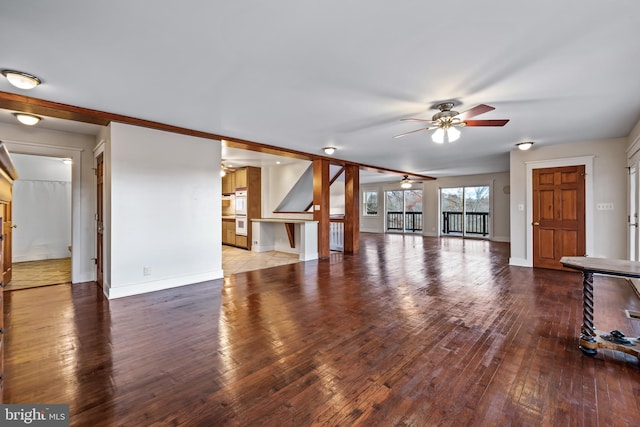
[2,140,84,283]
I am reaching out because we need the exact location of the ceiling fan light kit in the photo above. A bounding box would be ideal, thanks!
[400,175,413,189]
[395,102,509,143]
[1,69,42,90]
[516,141,534,151]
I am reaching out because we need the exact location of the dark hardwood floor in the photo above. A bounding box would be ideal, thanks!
[3,234,640,426]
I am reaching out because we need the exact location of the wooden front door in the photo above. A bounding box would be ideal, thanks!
[533,165,585,270]
[1,202,12,284]
[96,153,104,288]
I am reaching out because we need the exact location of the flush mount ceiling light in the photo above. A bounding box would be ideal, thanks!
[1,70,42,90]
[400,175,412,189]
[13,112,41,126]
[323,146,336,155]
[516,141,534,151]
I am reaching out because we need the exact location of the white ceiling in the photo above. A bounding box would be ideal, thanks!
[1,1,639,179]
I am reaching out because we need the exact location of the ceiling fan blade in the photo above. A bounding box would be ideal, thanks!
[393,126,437,138]
[464,119,509,127]
[400,118,436,123]
[456,104,495,120]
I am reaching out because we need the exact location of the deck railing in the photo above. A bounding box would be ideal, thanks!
[330,217,344,251]
[386,211,423,232]
[442,211,489,236]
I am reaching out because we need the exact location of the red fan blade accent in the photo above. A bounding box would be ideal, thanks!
[393,126,438,138]
[456,104,495,120]
[400,118,436,123]
[464,119,509,127]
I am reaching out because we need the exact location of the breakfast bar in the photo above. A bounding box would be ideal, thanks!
[251,218,319,261]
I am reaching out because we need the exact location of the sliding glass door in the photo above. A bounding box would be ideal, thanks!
[440,186,490,238]
[385,190,423,233]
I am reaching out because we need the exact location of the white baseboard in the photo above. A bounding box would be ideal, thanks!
[104,270,223,299]
[491,235,510,242]
[509,257,531,267]
[423,231,439,237]
[252,244,275,253]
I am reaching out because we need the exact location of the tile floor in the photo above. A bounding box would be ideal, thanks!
[222,245,300,275]
[5,248,300,291]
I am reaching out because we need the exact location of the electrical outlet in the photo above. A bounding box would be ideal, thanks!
[143,266,150,276]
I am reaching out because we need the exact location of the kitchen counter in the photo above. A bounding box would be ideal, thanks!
[251,218,318,261]
[251,218,315,224]
[222,216,236,220]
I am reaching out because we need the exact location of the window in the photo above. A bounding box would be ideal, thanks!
[363,191,378,216]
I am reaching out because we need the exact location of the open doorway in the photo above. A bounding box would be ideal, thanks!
[5,153,72,290]
[384,189,423,233]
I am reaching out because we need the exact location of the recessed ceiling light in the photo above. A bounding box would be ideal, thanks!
[516,141,534,151]
[1,70,42,89]
[13,112,41,126]
[323,146,336,155]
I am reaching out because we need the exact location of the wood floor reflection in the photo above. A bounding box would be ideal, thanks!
[3,234,640,426]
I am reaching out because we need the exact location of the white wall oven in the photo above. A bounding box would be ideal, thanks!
[235,215,248,236]
[235,190,248,235]
[235,190,247,215]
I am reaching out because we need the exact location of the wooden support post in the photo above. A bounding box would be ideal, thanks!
[284,222,295,248]
[344,164,360,254]
[313,159,330,258]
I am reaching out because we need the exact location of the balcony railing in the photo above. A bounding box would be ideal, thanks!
[442,211,489,236]
[330,217,344,251]
[387,211,423,232]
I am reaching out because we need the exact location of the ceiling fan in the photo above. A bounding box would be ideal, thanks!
[394,102,509,143]
[399,175,423,189]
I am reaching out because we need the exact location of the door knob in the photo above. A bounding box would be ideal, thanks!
[10,224,17,229]
[533,222,540,226]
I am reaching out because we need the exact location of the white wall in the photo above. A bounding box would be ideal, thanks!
[509,138,627,266]
[0,122,98,282]
[361,172,510,242]
[104,123,221,299]
[12,153,72,181]
[12,154,72,262]
[330,180,345,215]
[262,161,313,220]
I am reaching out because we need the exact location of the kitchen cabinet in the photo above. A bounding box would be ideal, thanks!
[235,235,248,249]
[234,168,247,189]
[222,172,235,195]
[234,166,261,250]
[222,219,236,246]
